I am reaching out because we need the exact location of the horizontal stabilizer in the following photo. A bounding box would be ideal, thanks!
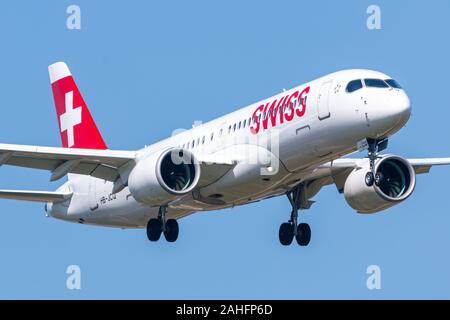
[0,189,72,202]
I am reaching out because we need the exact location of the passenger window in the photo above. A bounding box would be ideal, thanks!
[238,121,241,130]
[233,123,236,132]
[364,78,389,88]
[210,133,214,141]
[385,79,402,89]
[191,140,194,148]
[243,119,246,127]
[202,136,205,144]
[346,79,363,93]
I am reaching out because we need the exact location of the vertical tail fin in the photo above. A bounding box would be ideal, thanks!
[48,62,107,150]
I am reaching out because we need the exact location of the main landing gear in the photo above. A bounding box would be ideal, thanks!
[146,206,179,242]
[364,138,388,187]
[279,183,311,246]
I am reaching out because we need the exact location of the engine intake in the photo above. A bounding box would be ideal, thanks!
[158,149,198,194]
[128,148,201,205]
[344,155,416,213]
[375,156,414,201]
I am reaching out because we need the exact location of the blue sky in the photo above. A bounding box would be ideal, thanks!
[0,0,449,299]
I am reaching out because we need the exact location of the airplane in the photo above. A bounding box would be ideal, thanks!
[0,61,449,246]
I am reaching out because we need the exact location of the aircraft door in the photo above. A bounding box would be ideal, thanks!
[317,81,332,120]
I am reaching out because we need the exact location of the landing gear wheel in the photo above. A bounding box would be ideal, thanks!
[146,219,162,242]
[296,223,311,246]
[374,172,384,186]
[365,172,374,187]
[279,222,295,246]
[365,138,388,188]
[164,219,179,242]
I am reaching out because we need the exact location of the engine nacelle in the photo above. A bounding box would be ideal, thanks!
[344,155,416,213]
[128,148,201,206]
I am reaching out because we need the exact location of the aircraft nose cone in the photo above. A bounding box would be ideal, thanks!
[390,92,411,127]
[366,90,412,138]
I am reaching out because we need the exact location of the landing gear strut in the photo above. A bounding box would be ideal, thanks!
[365,138,388,187]
[146,206,179,242]
[279,183,311,246]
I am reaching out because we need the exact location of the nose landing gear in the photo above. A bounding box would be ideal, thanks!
[146,205,179,243]
[364,138,388,187]
[279,183,311,246]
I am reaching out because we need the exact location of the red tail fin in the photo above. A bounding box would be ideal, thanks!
[48,62,107,150]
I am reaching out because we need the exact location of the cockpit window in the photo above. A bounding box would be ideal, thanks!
[364,78,389,88]
[385,79,402,89]
[346,79,363,93]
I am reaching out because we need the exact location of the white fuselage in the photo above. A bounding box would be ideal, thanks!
[47,69,411,228]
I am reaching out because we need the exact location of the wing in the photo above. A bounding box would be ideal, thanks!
[195,153,237,187]
[0,143,138,182]
[0,143,237,187]
[0,189,72,202]
[323,157,450,174]
[296,157,450,205]
[404,158,450,174]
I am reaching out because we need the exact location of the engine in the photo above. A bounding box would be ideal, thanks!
[128,148,201,206]
[344,155,416,213]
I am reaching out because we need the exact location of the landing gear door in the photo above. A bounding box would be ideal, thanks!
[88,177,99,211]
[317,81,332,120]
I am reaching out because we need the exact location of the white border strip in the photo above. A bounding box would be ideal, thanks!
[48,62,72,84]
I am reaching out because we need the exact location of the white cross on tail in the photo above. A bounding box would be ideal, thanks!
[60,91,82,147]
